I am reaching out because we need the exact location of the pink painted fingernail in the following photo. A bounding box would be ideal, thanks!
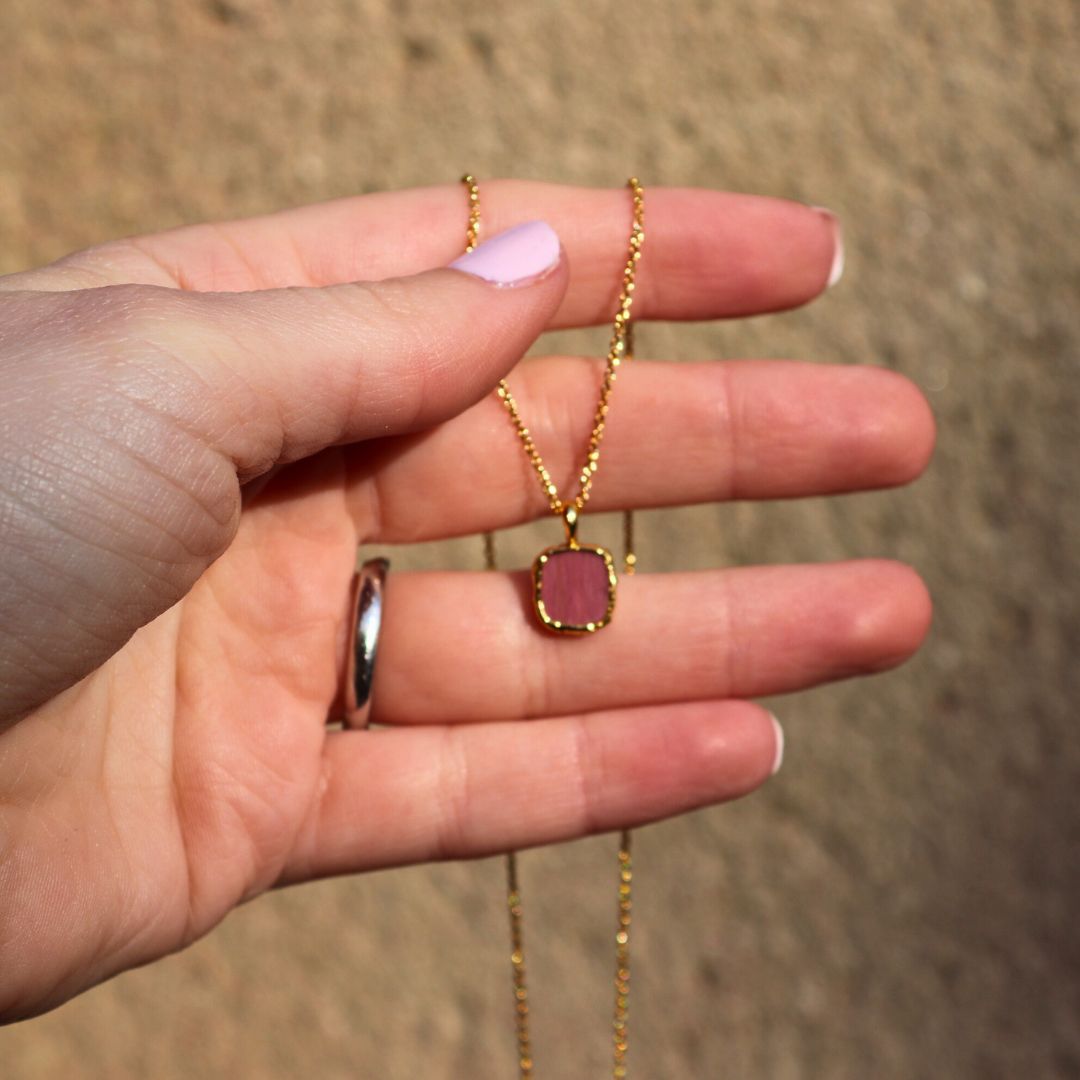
[812,207,845,289]
[769,712,785,776]
[449,220,561,287]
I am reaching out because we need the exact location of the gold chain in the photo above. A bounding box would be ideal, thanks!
[620,323,638,578]
[462,175,642,1078]
[463,174,482,254]
[461,174,645,519]
[612,830,633,1077]
[505,853,532,1075]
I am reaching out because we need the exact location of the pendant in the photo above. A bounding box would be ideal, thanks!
[531,507,617,634]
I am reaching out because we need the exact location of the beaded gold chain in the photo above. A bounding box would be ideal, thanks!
[461,175,643,1078]
[465,178,644,523]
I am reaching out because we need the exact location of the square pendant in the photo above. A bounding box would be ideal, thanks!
[532,544,618,634]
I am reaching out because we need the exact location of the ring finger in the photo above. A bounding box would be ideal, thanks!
[368,559,932,725]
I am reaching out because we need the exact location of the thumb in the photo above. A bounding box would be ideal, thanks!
[0,221,565,722]
[138,219,567,478]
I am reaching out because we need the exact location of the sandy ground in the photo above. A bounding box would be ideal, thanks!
[1,1,1078,1077]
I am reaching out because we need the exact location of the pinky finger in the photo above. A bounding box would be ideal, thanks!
[279,700,782,884]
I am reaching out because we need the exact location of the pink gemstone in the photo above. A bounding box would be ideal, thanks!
[537,548,613,629]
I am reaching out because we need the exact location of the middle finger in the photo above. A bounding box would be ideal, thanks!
[350,358,934,542]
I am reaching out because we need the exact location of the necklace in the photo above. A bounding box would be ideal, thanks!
[461,175,644,1078]
[464,174,645,635]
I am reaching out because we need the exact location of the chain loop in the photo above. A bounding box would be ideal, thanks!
[463,175,642,1079]
[461,174,645,519]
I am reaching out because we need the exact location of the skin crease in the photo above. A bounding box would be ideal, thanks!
[0,181,934,1022]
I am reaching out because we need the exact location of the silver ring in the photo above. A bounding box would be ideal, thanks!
[343,557,389,729]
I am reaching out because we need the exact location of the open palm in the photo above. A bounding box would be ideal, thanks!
[0,181,933,1022]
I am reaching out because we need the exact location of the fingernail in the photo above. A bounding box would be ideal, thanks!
[812,207,845,289]
[448,220,561,287]
[769,712,785,776]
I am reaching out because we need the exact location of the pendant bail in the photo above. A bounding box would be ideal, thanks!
[562,504,580,547]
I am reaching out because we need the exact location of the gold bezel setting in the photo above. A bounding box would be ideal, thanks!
[532,543,618,635]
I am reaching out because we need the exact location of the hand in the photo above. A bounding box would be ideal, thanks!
[0,181,933,1021]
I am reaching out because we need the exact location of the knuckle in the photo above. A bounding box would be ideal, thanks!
[354,276,423,325]
[434,727,472,860]
[349,278,449,426]
[567,714,598,837]
[67,282,179,342]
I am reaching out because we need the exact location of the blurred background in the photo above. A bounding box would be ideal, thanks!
[2,1,1077,1077]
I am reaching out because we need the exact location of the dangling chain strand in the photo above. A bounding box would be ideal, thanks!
[506,852,533,1076]
[613,829,633,1077]
[462,175,643,1079]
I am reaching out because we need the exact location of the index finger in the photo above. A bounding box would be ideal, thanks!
[14,180,843,325]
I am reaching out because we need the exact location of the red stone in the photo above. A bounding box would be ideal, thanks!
[537,547,613,629]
